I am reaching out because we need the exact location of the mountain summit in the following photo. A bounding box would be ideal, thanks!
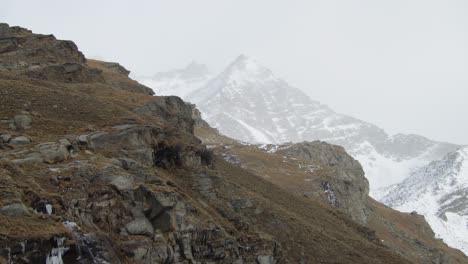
[182,56,459,192]
[222,54,277,84]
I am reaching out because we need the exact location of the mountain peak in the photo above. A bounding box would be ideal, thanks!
[222,55,276,84]
[230,54,261,69]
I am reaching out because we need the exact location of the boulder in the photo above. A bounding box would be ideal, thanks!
[35,142,69,164]
[10,136,31,145]
[0,203,30,216]
[13,114,31,130]
[257,255,276,264]
[124,218,154,236]
[0,134,11,143]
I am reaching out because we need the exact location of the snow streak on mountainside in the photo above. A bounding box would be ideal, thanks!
[138,61,211,97]
[182,55,459,193]
[381,147,468,255]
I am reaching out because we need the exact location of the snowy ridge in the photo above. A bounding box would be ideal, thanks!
[381,147,468,254]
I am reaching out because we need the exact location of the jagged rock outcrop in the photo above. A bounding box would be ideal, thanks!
[132,96,196,134]
[0,23,85,69]
[280,141,369,225]
[0,23,154,95]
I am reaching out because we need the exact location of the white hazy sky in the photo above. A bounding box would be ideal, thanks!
[2,0,468,144]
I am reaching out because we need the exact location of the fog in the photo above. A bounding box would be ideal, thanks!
[2,0,468,144]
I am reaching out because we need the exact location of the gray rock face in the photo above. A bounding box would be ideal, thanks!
[100,165,135,190]
[4,141,71,165]
[78,124,212,170]
[132,96,195,135]
[281,141,369,225]
[84,127,160,151]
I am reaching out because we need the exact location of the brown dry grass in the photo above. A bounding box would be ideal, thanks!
[0,71,156,142]
[368,199,467,263]
[212,159,410,264]
[0,215,68,240]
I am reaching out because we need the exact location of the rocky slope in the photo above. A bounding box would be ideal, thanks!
[142,55,460,196]
[381,147,468,255]
[196,124,468,263]
[0,23,444,263]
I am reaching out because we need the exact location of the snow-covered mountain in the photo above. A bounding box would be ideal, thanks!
[182,55,459,193]
[138,61,211,97]
[381,147,468,254]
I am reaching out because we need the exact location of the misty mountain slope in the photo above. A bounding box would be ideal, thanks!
[381,147,468,255]
[138,61,211,98]
[174,55,459,193]
[2,23,424,263]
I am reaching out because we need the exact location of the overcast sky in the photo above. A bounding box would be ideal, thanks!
[2,0,468,144]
